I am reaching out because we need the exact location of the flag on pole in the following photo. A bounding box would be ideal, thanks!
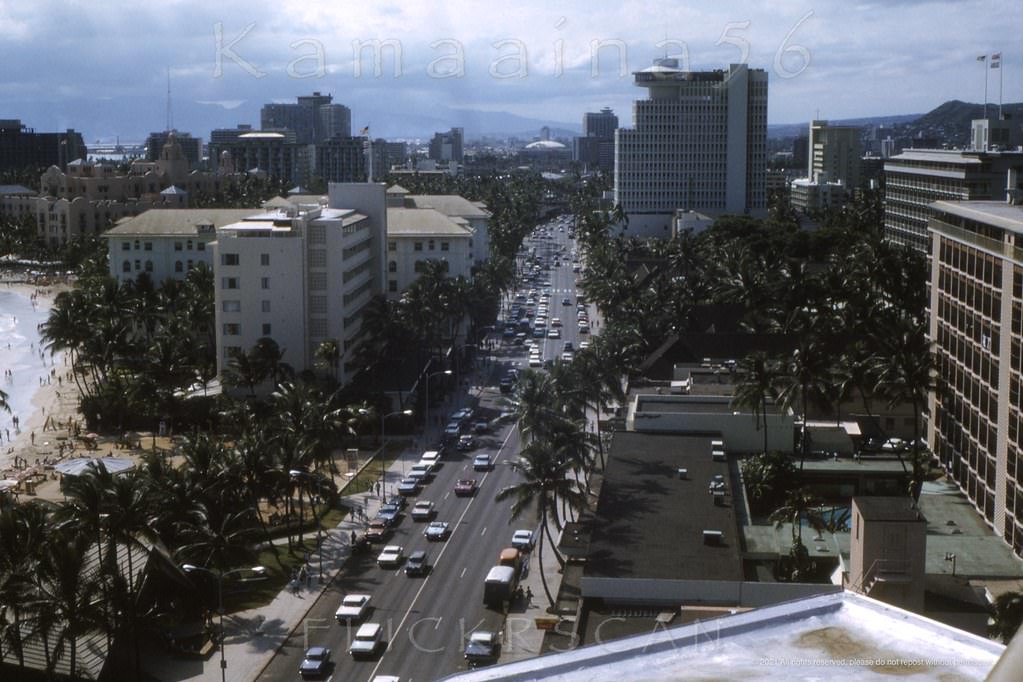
[991,53,1002,69]
[977,55,987,62]
[360,126,370,135]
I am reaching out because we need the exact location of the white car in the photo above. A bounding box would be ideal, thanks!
[377,545,404,568]
[528,356,543,367]
[411,500,435,521]
[473,454,493,471]
[335,594,371,623]
[512,529,534,551]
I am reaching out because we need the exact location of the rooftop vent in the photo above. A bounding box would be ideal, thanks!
[703,530,723,545]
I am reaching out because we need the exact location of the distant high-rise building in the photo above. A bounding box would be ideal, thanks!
[261,92,351,144]
[0,119,86,172]
[971,117,1023,152]
[808,120,863,187]
[883,143,1023,251]
[144,131,202,169]
[209,130,312,186]
[614,60,768,236]
[316,137,367,183]
[428,128,464,163]
[209,125,253,145]
[575,107,618,173]
[792,135,809,171]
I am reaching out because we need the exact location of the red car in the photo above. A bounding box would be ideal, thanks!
[454,479,478,497]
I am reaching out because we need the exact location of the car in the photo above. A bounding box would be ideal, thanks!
[405,549,429,576]
[532,328,546,338]
[450,407,474,423]
[464,631,500,666]
[454,478,478,496]
[473,420,489,434]
[529,356,543,367]
[561,351,574,362]
[410,500,435,521]
[551,317,562,327]
[377,545,404,568]
[444,422,463,438]
[563,341,574,351]
[513,333,527,346]
[499,377,514,393]
[579,340,590,350]
[408,463,433,482]
[457,434,477,451]
[396,477,421,496]
[424,521,451,541]
[512,529,534,551]
[547,328,561,339]
[335,594,371,623]
[375,502,402,526]
[420,450,442,468]
[473,454,492,471]
[578,323,590,334]
[880,437,907,453]
[300,646,332,677]
[365,518,390,542]
[348,623,383,658]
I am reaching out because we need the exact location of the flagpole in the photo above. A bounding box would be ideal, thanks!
[984,57,989,119]
[999,55,1004,120]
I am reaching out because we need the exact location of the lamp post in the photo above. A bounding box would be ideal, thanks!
[424,369,452,450]
[289,469,324,580]
[379,409,413,500]
[182,564,266,682]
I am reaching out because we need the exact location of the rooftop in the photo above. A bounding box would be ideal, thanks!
[931,199,1023,233]
[386,207,473,236]
[443,591,1004,681]
[585,432,742,582]
[854,496,926,523]
[104,208,262,236]
[405,194,491,219]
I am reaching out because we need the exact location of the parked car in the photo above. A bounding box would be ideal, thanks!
[348,623,383,658]
[464,631,500,666]
[375,502,402,526]
[365,518,390,542]
[457,434,476,451]
[408,463,433,483]
[473,420,489,434]
[424,521,451,541]
[335,594,371,623]
[454,478,478,496]
[473,454,492,471]
[405,549,429,576]
[512,529,534,551]
[299,646,332,677]
[410,500,435,521]
[376,545,404,568]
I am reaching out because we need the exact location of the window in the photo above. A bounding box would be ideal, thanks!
[144,260,153,272]
[134,240,140,250]
[223,323,240,336]
[122,260,131,273]
[196,241,205,251]
[388,240,397,252]
[174,241,182,251]
[428,239,435,251]
[388,280,397,292]
[262,323,272,335]
[175,261,183,273]
[224,345,242,360]
[222,300,241,313]
[260,253,270,266]
[222,277,239,289]
[262,300,271,313]
[221,253,240,266]
[414,241,423,251]
[186,240,193,250]
[388,260,397,273]
[134,260,141,271]
[441,241,449,251]
[261,277,270,290]
[186,260,193,271]
[144,242,152,251]
[121,241,130,251]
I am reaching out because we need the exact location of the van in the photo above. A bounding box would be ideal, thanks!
[498,547,521,571]
[408,463,432,482]
[349,622,383,658]
[420,450,441,469]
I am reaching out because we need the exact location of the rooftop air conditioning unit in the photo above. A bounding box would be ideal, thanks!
[703,530,723,545]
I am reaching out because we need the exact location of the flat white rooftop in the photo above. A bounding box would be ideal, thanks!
[443,592,1003,681]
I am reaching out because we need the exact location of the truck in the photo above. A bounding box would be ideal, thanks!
[483,565,517,608]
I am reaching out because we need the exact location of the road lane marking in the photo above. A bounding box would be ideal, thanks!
[460,567,467,579]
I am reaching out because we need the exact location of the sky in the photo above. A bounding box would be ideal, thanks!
[1,0,1020,141]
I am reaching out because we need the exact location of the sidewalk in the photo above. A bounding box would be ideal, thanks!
[142,347,565,681]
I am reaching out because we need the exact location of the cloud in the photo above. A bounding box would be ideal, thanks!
[195,100,247,110]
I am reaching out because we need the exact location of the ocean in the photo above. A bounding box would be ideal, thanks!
[0,289,63,441]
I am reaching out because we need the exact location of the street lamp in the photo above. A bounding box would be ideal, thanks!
[424,369,452,450]
[379,409,413,500]
[182,564,266,682]
[289,469,325,580]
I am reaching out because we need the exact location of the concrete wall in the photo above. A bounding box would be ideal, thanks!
[579,576,841,606]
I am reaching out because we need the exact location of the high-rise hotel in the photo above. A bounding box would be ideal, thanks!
[613,60,768,236]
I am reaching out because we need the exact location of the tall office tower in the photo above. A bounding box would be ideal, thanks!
[0,119,86,172]
[575,107,618,173]
[808,120,863,186]
[614,60,768,236]
[883,142,1023,252]
[926,187,1023,557]
[584,107,619,139]
[428,128,464,163]
[261,92,351,144]
[316,137,368,183]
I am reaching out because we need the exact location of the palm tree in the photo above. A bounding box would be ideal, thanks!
[222,348,263,397]
[732,352,780,455]
[769,487,826,581]
[314,339,341,389]
[990,591,1023,643]
[495,444,588,611]
[874,321,936,500]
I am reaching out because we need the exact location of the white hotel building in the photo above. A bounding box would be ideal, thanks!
[212,183,385,384]
[614,60,768,237]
